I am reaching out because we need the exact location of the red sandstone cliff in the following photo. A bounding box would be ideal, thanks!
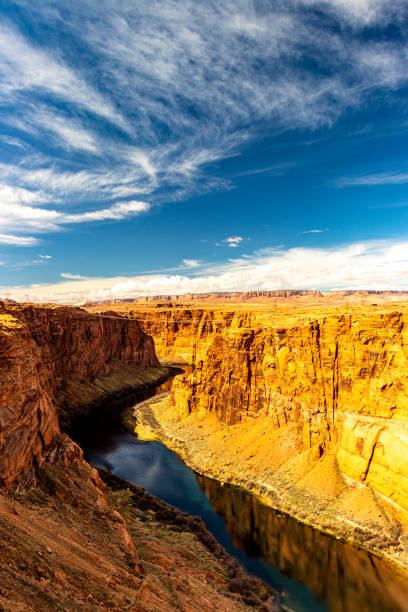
[0,302,158,488]
[108,302,408,560]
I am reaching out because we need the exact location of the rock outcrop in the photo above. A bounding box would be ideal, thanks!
[126,307,236,364]
[86,289,408,305]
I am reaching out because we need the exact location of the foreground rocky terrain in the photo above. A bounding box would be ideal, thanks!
[96,295,408,572]
[0,302,273,611]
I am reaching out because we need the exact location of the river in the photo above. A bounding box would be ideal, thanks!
[70,376,408,612]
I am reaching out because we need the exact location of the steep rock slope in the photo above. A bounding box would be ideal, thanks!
[0,302,158,488]
[0,311,59,489]
[122,307,236,364]
[118,302,408,571]
[171,310,408,522]
[92,293,408,363]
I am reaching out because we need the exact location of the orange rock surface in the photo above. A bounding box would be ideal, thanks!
[171,308,408,523]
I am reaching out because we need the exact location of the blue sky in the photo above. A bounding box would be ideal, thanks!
[1,0,408,302]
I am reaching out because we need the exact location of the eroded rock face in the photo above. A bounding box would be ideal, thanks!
[0,312,58,488]
[126,307,236,363]
[0,302,158,488]
[170,310,408,524]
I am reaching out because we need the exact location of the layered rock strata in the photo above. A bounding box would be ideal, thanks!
[171,310,408,523]
[119,307,236,364]
[87,289,408,305]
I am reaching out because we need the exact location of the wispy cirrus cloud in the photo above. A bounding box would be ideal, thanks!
[301,228,328,234]
[7,106,100,154]
[0,23,126,128]
[299,0,403,25]
[0,196,150,235]
[1,0,408,249]
[0,234,39,246]
[233,162,297,178]
[337,170,408,187]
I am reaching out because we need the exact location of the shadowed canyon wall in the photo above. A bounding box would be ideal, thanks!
[0,302,158,488]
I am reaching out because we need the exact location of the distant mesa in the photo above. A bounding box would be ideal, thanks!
[83,289,408,307]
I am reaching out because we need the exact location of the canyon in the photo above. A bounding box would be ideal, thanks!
[3,292,408,609]
[92,294,408,573]
[0,302,272,611]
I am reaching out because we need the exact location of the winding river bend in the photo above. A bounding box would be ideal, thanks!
[71,376,408,612]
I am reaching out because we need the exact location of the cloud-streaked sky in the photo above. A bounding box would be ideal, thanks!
[1,1,408,303]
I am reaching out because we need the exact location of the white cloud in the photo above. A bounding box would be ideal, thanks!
[0,183,48,205]
[299,0,399,25]
[62,200,150,223]
[338,170,408,187]
[0,198,150,237]
[0,234,39,246]
[1,1,408,248]
[4,238,408,304]
[225,236,244,247]
[0,165,152,202]
[301,229,327,234]
[60,273,88,280]
[234,163,297,178]
[0,23,126,128]
[182,259,200,268]
[127,150,157,179]
[38,254,52,259]
[9,107,100,154]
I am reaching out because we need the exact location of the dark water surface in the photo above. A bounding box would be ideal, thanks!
[70,378,408,612]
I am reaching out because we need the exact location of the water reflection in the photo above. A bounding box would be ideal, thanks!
[197,476,408,612]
